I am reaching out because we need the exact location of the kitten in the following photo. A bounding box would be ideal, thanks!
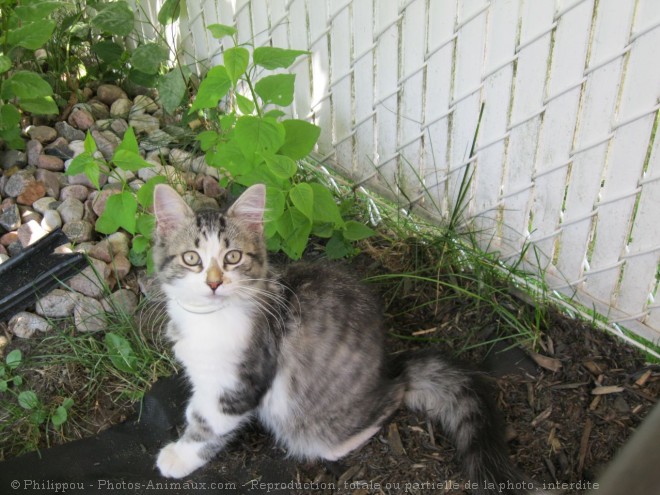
[152,184,540,495]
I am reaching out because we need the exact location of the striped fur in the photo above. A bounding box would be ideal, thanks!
[152,184,541,494]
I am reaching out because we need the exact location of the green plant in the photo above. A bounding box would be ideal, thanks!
[192,24,374,259]
[0,349,74,435]
[0,0,69,148]
[65,127,164,270]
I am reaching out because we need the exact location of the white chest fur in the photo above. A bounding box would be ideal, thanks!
[168,302,254,396]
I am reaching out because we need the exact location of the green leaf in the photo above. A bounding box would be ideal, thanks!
[6,349,22,370]
[196,130,219,151]
[261,153,297,180]
[51,406,68,427]
[207,23,237,39]
[95,214,119,235]
[264,187,286,224]
[312,222,334,238]
[224,47,249,86]
[236,94,255,115]
[253,47,309,70]
[66,153,102,190]
[158,0,181,25]
[0,380,7,392]
[84,131,97,154]
[264,109,286,119]
[157,68,187,114]
[276,207,312,260]
[19,96,58,115]
[91,40,125,64]
[128,68,158,87]
[31,409,47,425]
[132,235,150,254]
[309,183,343,227]
[0,55,12,74]
[18,391,39,410]
[129,246,148,267]
[100,192,138,234]
[0,104,21,130]
[7,20,56,50]
[1,71,53,99]
[191,65,231,111]
[136,213,155,238]
[113,150,150,172]
[15,2,63,22]
[13,375,23,387]
[104,332,140,374]
[254,74,295,107]
[115,126,139,154]
[279,119,321,159]
[62,398,74,410]
[137,175,168,208]
[92,1,135,37]
[326,233,352,259]
[131,43,169,75]
[234,116,285,163]
[289,183,314,221]
[343,220,375,241]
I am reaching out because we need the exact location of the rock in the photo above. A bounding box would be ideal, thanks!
[137,163,163,182]
[96,84,128,106]
[89,101,111,120]
[0,253,8,264]
[27,125,58,144]
[68,106,95,131]
[74,296,106,333]
[26,140,43,167]
[108,232,130,257]
[83,198,97,223]
[44,137,74,160]
[202,175,225,200]
[68,140,86,157]
[34,169,61,198]
[9,312,51,338]
[37,154,65,171]
[17,220,47,247]
[67,258,107,298]
[1,231,19,246]
[60,184,90,202]
[6,240,22,256]
[32,196,57,215]
[36,288,78,318]
[169,148,195,169]
[19,207,41,224]
[90,188,120,216]
[0,203,21,231]
[55,121,86,142]
[96,118,128,138]
[91,129,121,160]
[141,129,173,151]
[133,95,159,113]
[88,238,113,262]
[3,170,34,198]
[129,113,160,134]
[110,98,133,119]
[41,209,62,232]
[110,253,131,280]
[0,243,7,255]
[103,288,138,315]
[57,197,85,224]
[16,181,46,206]
[62,219,94,243]
[137,270,161,300]
[65,160,108,189]
[1,149,27,170]
[107,168,135,184]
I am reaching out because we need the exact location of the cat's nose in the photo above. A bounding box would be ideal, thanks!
[207,281,222,291]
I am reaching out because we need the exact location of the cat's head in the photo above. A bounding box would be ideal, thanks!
[152,184,268,309]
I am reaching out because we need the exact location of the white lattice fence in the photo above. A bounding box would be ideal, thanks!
[131,0,660,347]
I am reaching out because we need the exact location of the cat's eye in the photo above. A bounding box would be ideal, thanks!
[224,250,242,265]
[182,251,201,266]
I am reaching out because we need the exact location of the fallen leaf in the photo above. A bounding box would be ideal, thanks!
[529,351,562,372]
[635,369,652,387]
[591,385,624,395]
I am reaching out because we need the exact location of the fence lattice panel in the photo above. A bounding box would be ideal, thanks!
[132,0,660,346]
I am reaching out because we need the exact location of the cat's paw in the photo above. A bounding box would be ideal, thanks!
[156,441,205,478]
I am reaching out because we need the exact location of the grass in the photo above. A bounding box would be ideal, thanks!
[0,285,176,460]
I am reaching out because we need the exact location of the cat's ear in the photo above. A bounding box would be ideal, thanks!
[153,184,194,235]
[228,184,266,234]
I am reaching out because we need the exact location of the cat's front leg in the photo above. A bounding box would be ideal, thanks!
[157,406,248,478]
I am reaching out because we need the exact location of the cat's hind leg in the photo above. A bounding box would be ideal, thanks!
[157,406,248,478]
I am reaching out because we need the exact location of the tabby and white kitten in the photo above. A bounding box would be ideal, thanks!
[152,184,538,495]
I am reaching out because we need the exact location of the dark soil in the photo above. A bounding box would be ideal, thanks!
[1,225,658,495]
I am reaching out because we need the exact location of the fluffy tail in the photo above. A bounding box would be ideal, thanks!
[397,350,541,495]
